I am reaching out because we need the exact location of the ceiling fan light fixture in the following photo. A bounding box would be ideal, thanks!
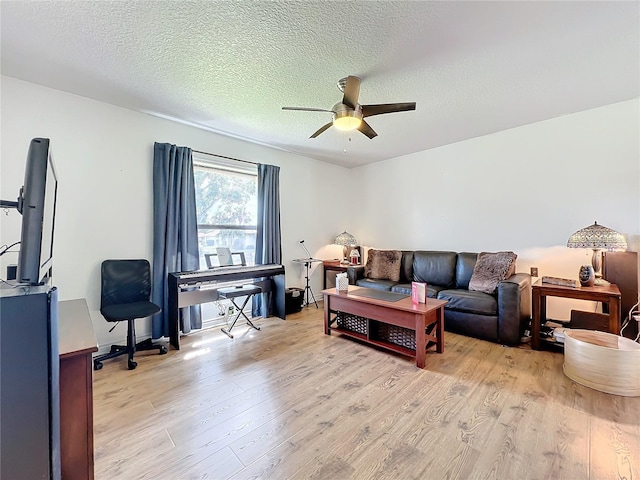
[333,110,362,131]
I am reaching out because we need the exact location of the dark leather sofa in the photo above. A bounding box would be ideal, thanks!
[347,251,531,345]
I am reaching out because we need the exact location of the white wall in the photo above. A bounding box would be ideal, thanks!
[351,99,640,319]
[0,76,351,348]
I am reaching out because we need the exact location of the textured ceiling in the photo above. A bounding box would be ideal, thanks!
[1,1,638,168]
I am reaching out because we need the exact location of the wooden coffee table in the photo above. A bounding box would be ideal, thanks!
[322,286,447,368]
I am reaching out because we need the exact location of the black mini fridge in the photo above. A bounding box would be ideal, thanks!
[0,285,60,480]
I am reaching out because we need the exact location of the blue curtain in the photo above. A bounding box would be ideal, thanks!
[151,142,201,339]
[253,164,282,317]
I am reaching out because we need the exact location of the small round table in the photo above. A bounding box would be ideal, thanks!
[563,329,640,397]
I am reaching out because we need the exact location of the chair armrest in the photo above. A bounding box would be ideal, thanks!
[347,265,365,285]
[497,273,532,345]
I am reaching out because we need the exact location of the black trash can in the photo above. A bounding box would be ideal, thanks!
[285,287,305,314]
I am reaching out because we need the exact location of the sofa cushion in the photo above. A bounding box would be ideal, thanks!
[392,283,447,298]
[412,251,457,287]
[444,310,499,343]
[400,251,414,283]
[456,252,478,289]
[437,289,498,316]
[391,283,412,295]
[468,251,517,294]
[356,278,396,291]
[365,249,402,282]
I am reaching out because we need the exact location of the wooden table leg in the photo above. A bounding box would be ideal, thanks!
[532,289,542,350]
[609,296,621,335]
[436,307,444,354]
[415,314,426,369]
[323,294,331,335]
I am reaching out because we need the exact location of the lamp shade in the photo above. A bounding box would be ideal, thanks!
[567,222,627,251]
[334,231,357,246]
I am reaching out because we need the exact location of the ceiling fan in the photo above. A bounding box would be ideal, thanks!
[282,76,416,139]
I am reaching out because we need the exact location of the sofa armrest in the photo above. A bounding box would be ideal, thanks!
[497,273,532,345]
[347,265,365,285]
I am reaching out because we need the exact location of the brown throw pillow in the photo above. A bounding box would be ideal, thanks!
[468,251,517,294]
[365,249,403,282]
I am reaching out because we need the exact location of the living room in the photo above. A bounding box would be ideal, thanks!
[1,2,638,479]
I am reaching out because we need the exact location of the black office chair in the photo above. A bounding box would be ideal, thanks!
[93,259,167,371]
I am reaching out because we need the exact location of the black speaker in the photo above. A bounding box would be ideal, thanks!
[603,251,639,339]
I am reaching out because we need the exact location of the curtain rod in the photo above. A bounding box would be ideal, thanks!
[192,149,258,166]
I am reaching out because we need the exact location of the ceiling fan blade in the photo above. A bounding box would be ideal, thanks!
[357,120,378,139]
[283,107,334,113]
[361,102,416,118]
[342,76,361,109]
[310,122,333,138]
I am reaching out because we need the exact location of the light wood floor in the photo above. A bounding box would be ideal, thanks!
[93,305,639,480]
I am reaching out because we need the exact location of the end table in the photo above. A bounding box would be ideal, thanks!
[322,260,359,289]
[531,281,621,350]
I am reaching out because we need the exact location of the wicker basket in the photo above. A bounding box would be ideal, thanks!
[335,312,367,335]
[374,323,416,351]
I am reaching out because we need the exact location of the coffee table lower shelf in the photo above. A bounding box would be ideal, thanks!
[331,325,419,359]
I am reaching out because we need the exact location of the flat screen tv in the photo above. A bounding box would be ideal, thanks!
[1,138,58,285]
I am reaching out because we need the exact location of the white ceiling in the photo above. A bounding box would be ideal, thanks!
[1,1,638,168]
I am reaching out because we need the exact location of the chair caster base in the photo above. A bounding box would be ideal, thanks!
[128,360,137,370]
[159,345,168,355]
[93,361,103,371]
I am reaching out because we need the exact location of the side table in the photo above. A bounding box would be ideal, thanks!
[322,260,355,289]
[531,281,621,350]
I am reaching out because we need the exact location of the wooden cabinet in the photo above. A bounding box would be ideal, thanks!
[59,299,98,480]
[603,251,638,339]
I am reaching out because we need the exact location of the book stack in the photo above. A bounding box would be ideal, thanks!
[541,276,579,288]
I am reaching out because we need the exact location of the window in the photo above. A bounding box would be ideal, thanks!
[193,157,257,269]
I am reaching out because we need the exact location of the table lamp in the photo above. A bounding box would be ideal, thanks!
[567,221,627,281]
[334,231,357,265]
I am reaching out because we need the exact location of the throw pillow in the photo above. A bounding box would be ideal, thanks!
[365,249,403,282]
[468,251,517,294]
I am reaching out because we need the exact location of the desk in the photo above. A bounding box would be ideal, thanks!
[59,299,98,480]
[531,281,621,350]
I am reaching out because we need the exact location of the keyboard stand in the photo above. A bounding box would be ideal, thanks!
[217,284,262,339]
